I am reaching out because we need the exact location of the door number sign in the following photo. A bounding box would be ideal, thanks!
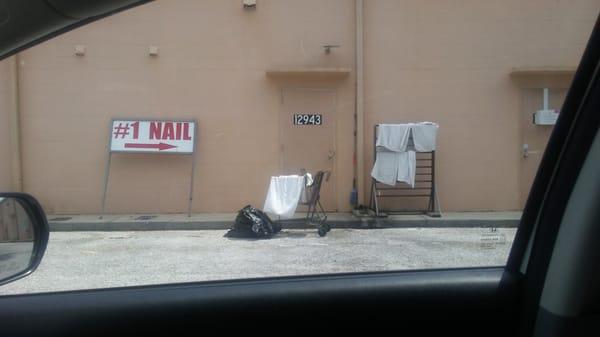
[293,114,322,125]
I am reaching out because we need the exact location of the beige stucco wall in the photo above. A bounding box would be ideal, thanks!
[363,0,598,211]
[16,0,355,213]
[2,0,598,213]
[0,58,14,191]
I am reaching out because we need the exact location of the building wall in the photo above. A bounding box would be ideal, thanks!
[363,0,598,211]
[0,58,14,191]
[2,0,598,213]
[16,0,355,214]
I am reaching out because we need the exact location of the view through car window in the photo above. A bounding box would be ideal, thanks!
[0,0,598,294]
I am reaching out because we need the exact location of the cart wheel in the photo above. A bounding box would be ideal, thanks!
[318,227,327,237]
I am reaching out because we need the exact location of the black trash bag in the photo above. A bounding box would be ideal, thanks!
[225,205,281,238]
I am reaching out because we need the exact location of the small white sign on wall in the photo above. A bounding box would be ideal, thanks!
[110,119,196,154]
[534,110,558,125]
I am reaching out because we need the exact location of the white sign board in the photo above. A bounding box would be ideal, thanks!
[534,109,559,125]
[110,119,196,154]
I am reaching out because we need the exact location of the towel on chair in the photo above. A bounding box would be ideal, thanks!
[371,122,437,187]
[411,122,439,152]
[396,151,416,187]
[371,149,416,187]
[263,175,305,218]
[376,124,411,152]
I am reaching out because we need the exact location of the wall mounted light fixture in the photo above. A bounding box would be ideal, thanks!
[243,0,256,10]
[148,45,159,56]
[323,45,340,54]
[74,45,85,56]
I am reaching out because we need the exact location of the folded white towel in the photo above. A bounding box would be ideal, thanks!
[376,124,411,152]
[411,122,439,152]
[371,150,416,187]
[397,151,416,187]
[263,175,305,218]
[371,150,400,186]
[371,122,437,187]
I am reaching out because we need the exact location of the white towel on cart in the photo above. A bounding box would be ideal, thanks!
[299,173,313,204]
[263,175,305,218]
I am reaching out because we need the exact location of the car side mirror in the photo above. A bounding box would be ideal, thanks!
[0,193,49,286]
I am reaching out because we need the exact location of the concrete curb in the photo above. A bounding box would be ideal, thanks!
[49,218,520,231]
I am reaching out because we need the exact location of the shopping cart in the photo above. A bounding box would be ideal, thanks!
[274,170,331,237]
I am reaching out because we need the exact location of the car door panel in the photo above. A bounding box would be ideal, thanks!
[0,268,519,336]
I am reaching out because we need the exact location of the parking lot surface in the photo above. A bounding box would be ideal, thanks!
[0,228,515,295]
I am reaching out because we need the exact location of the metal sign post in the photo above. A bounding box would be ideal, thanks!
[100,119,198,219]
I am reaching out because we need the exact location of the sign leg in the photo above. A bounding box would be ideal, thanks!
[100,153,112,219]
[188,153,196,217]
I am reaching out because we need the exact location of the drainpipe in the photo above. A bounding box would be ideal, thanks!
[7,55,23,192]
[355,0,365,205]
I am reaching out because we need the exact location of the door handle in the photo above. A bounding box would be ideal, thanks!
[522,144,540,158]
[328,150,336,160]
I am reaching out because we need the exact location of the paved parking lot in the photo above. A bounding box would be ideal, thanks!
[0,227,516,295]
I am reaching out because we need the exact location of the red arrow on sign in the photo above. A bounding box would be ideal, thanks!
[124,143,177,151]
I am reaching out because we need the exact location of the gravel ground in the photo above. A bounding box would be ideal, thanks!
[0,227,516,295]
